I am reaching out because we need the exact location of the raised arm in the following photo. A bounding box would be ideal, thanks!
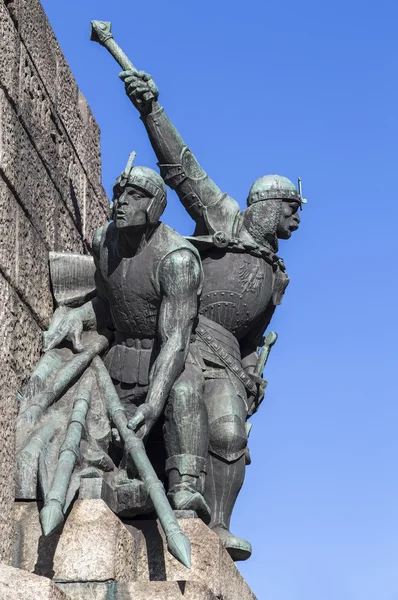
[127,248,202,437]
[120,71,240,236]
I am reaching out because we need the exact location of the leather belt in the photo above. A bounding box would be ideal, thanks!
[195,324,256,395]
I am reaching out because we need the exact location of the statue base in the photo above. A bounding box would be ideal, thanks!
[9,499,256,600]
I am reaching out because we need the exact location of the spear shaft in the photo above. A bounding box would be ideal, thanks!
[40,371,93,536]
[92,356,191,569]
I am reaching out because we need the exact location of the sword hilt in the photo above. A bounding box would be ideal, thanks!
[90,20,153,103]
[254,331,278,377]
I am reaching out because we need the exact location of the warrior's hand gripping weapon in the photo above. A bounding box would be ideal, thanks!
[90,21,154,103]
[92,357,192,570]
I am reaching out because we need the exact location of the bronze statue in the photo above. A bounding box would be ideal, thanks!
[115,65,305,561]
[15,20,305,569]
[16,155,212,568]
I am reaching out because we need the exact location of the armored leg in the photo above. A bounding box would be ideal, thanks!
[164,363,211,523]
[203,378,252,561]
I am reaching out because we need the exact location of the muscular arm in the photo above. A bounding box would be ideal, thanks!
[121,71,240,236]
[132,249,202,431]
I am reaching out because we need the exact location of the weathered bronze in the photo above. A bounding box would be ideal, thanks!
[92,26,305,560]
[16,152,212,568]
[14,20,304,571]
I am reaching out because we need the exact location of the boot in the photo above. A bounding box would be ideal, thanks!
[205,453,252,561]
[166,454,211,524]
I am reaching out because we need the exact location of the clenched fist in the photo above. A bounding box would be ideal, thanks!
[119,70,159,114]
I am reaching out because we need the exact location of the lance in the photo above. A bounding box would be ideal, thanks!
[254,331,278,377]
[92,356,191,569]
[40,371,94,536]
[90,20,154,102]
[18,332,110,431]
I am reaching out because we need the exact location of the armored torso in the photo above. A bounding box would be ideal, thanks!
[199,248,275,341]
[93,222,201,385]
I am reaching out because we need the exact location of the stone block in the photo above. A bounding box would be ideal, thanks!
[0,362,17,564]
[116,581,217,599]
[57,580,217,600]
[0,179,52,326]
[13,502,61,578]
[0,90,58,249]
[4,0,20,27]
[15,202,53,326]
[18,44,58,174]
[0,0,20,105]
[53,38,80,150]
[10,300,43,386]
[0,178,17,284]
[0,564,69,600]
[56,582,114,600]
[55,200,84,254]
[84,183,109,247]
[17,115,57,249]
[53,499,135,583]
[0,88,20,188]
[75,93,102,191]
[0,273,17,361]
[19,0,57,103]
[125,519,256,600]
[0,274,43,388]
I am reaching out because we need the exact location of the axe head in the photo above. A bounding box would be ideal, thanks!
[90,20,113,45]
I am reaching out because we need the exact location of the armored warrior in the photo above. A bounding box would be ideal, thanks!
[119,70,304,560]
[32,158,211,521]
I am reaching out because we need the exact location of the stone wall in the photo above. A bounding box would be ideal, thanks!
[0,0,109,563]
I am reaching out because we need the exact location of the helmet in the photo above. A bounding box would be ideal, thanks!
[247,174,305,209]
[114,165,166,204]
[113,165,167,225]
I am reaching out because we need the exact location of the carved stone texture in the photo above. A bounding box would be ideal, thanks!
[15,200,53,326]
[13,502,62,578]
[84,181,110,245]
[4,0,20,28]
[18,0,57,103]
[53,499,135,583]
[57,581,217,600]
[10,298,42,385]
[116,582,217,599]
[0,360,17,564]
[56,582,114,600]
[0,179,17,284]
[0,0,20,105]
[126,518,256,600]
[0,274,42,388]
[0,177,54,327]
[0,88,20,187]
[19,44,57,174]
[0,564,69,600]
[53,35,80,151]
[56,200,85,254]
[75,92,103,192]
[0,89,58,249]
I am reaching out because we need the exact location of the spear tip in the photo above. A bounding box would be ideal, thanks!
[40,502,64,537]
[167,531,191,569]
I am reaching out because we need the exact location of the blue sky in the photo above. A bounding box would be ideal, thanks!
[41,1,398,597]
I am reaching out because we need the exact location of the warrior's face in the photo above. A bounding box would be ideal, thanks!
[276,200,300,240]
[113,184,154,229]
